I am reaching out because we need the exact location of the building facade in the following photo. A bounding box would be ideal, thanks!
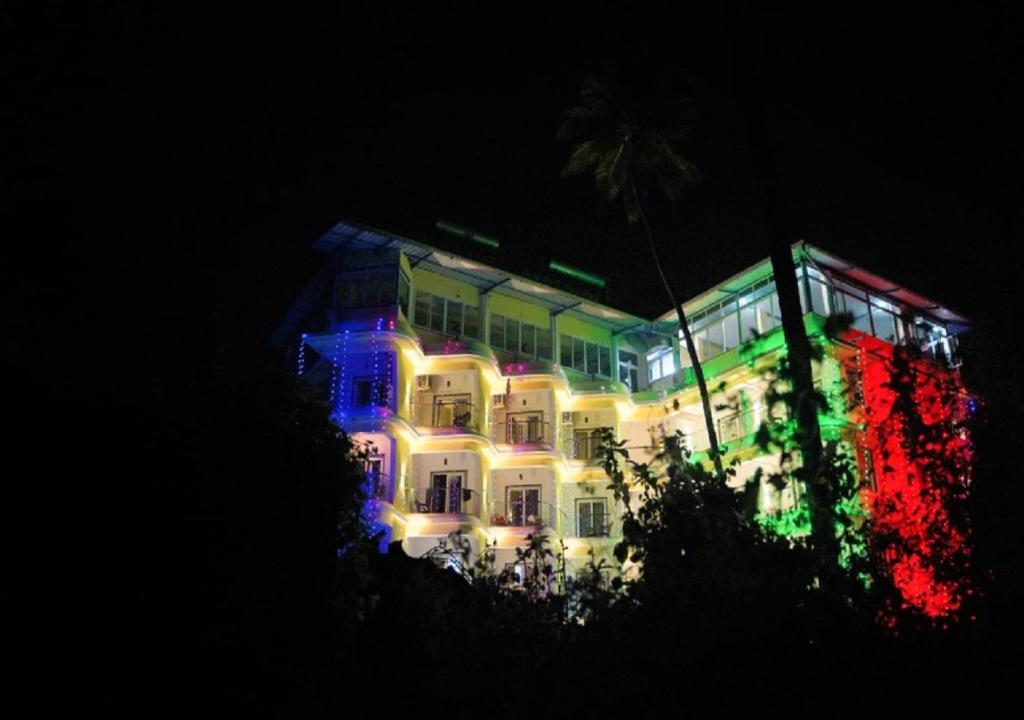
[279,220,969,590]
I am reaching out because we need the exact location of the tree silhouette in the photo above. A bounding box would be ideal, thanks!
[559,75,725,478]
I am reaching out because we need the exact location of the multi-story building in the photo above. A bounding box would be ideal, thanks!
[277,220,969,589]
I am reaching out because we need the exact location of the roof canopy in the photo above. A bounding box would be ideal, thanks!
[315,221,660,336]
[314,223,969,339]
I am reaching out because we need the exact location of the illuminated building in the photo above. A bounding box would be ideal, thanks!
[278,220,970,607]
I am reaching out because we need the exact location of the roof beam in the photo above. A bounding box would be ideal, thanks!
[550,301,582,317]
[480,277,511,294]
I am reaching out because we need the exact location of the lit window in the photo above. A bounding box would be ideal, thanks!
[647,347,675,382]
[577,498,609,537]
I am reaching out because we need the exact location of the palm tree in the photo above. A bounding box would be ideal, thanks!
[559,76,725,479]
[728,8,833,566]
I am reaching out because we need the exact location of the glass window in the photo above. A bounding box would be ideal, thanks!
[491,314,505,349]
[722,312,740,351]
[753,294,774,335]
[414,290,431,328]
[840,292,872,335]
[739,304,758,342]
[871,304,898,343]
[586,342,599,374]
[703,321,725,360]
[573,338,585,371]
[647,347,674,382]
[520,323,535,356]
[536,328,552,359]
[446,300,463,336]
[398,272,411,317]
[463,305,479,339]
[505,318,519,352]
[560,334,573,367]
[808,277,831,316]
[598,346,611,377]
[430,294,445,332]
[577,498,608,537]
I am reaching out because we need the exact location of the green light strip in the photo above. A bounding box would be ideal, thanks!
[436,220,500,249]
[548,260,606,288]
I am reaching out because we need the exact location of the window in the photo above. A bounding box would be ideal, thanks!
[353,376,390,408]
[520,323,535,355]
[463,305,479,339]
[505,411,545,444]
[506,485,542,525]
[536,327,552,360]
[573,427,608,461]
[428,471,465,513]
[559,334,611,376]
[492,315,551,360]
[618,350,639,391]
[413,291,477,338]
[646,347,675,382]
[432,394,473,428]
[445,300,463,336]
[560,334,573,367]
[577,498,609,537]
[397,271,411,318]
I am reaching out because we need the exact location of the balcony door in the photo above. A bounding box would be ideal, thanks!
[429,471,465,513]
[506,411,544,444]
[433,394,472,428]
[506,485,541,526]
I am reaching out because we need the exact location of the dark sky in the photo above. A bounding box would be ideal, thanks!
[8,3,1021,349]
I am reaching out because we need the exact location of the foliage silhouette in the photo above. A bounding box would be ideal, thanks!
[559,74,725,478]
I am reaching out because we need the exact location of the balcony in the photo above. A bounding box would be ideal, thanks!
[566,512,619,539]
[490,417,556,447]
[407,487,482,516]
[687,405,766,452]
[421,337,495,360]
[488,498,561,529]
[411,398,481,433]
[560,427,610,462]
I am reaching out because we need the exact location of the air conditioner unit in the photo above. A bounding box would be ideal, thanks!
[561,411,573,424]
[492,394,506,409]
[416,375,432,391]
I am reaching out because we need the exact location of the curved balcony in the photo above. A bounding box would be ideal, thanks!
[499,359,564,378]
[571,378,631,396]
[406,487,483,517]
[410,399,482,434]
[490,417,557,448]
[421,337,495,361]
[487,499,565,530]
[560,427,611,462]
[565,512,620,539]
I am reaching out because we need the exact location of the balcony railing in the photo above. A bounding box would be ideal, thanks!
[487,499,562,529]
[490,417,555,446]
[365,470,392,500]
[566,512,619,539]
[560,428,610,462]
[410,400,481,432]
[406,487,482,516]
[687,405,769,451]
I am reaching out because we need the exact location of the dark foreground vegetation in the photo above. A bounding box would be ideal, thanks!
[113,336,1015,716]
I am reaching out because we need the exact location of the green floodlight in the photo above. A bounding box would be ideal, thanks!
[436,220,500,249]
[548,260,606,289]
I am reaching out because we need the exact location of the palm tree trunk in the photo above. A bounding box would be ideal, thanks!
[769,244,833,562]
[728,4,835,566]
[632,181,725,479]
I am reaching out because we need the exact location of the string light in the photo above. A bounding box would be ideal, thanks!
[297,334,307,376]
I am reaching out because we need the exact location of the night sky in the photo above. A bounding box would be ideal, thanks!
[10,3,1020,347]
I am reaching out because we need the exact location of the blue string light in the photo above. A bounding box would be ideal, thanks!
[297,334,307,376]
